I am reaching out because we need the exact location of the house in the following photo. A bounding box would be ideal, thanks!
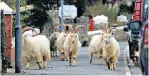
[0,1,14,65]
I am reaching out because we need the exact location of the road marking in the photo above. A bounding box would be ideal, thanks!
[124,46,131,76]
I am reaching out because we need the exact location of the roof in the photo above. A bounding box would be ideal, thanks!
[0,1,13,14]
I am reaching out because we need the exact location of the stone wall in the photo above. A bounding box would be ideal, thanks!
[88,29,128,44]
[42,13,128,46]
[75,16,89,44]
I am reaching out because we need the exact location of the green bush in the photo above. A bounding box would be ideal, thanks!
[84,3,118,23]
[1,11,6,53]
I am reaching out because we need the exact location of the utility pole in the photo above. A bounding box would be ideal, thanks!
[0,9,2,74]
[15,0,22,73]
[60,0,64,32]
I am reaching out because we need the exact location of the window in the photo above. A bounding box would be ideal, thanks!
[129,21,141,30]
[143,0,148,21]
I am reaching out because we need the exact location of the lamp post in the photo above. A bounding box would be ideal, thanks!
[15,0,22,73]
[61,0,64,24]
[60,0,64,32]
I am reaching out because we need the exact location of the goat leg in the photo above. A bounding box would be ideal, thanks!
[106,61,110,69]
[99,56,102,65]
[37,62,43,69]
[26,61,30,70]
[69,56,71,66]
[72,57,76,67]
[89,50,93,63]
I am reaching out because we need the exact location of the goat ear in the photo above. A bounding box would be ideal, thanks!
[64,34,67,37]
[23,34,28,38]
[102,29,107,33]
[75,32,79,35]
[100,33,104,41]
[101,35,104,41]
[25,34,29,37]
[70,35,72,37]
[107,27,116,34]
[111,33,114,35]
[68,32,71,34]
[106,28,110,34]
[101,33,104,36]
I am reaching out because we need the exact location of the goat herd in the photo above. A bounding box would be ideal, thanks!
[20,25,120,71]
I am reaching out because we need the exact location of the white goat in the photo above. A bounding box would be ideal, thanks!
[22,34,51,69]
[88,34,104,64]
[56,32,68,61]
[63,33,81,66]
[102,29,120,70]
[49,32,60,57]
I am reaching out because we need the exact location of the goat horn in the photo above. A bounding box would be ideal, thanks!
[107,27,117,34]
[22,26,33,33]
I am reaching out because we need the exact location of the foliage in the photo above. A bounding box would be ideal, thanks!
[83,2,118,23]
[12,16,16,36]
[1,11,6,53]
[29,0,51,10]
[19,0,54,31]
[3,0,54,33]
[118,3,134,19]
[26,10,51,28]
[118,3,135,14]
[2,0,28,10]
[2,0,29,36]
[3,0,89,31]
[12,12,31,36]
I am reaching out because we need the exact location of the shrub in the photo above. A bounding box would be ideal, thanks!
[1,11,6,53]
[83,2,118,23]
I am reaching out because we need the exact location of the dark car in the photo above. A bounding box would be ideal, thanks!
[123,0,148,62]
[140,20,148,75]
[139,6,148,75]
[124,20,142,62]
[124,0,148,75]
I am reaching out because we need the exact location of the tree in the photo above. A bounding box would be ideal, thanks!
[83,2,117,23]
[2,0,28,10]
[2,0,29,36]
[23,0,53,32]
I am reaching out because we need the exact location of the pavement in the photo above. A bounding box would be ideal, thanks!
[2,41,143,76]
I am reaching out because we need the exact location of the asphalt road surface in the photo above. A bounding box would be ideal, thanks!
[5,41,129,75]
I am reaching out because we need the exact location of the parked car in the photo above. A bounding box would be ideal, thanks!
[124,0,148,75]
[124,20,142,62]
[139,6,148,75]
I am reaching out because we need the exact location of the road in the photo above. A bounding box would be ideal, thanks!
[4,41,132,75]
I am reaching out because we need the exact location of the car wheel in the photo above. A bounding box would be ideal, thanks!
[140,57,145,74]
